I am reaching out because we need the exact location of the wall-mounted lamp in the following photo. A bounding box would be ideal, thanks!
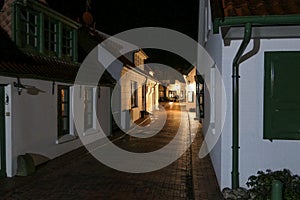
[13,78,26,95]
[13,78,45,95]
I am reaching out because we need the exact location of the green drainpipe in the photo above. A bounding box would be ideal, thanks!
[232,23,252,189]
[271,180,283,200]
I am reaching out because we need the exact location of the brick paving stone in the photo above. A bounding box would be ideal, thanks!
[0,103,223,200]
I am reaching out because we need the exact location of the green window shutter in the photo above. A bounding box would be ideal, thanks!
[264,51,300,140]
[38,13,44,54]
[73,29,78,62]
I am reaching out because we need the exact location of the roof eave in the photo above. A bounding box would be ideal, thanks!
[213,15,300,45]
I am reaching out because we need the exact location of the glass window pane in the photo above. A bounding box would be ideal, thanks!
[84,87,94,130]
[62,117,69,131]
[19,9,38,49]
[57,86,70,137]
[44,17,57,56]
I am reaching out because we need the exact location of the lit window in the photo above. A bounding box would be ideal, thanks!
[134,53,143,68]
[57,86,70,137]
[169,91,176,98]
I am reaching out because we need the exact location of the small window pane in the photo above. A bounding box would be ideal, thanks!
[62,27,73,59]
[58,86,70,137]
[19,9,39,50]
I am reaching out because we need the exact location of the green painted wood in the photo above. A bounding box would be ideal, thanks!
[0,86,6,177]
[12,0,79,62]
[38,13,44,54]
[213,15,300,34]
[12,4,21,45]
[73,30,78,62]
[264,51,300,140]
[231,23,252,189]
[57,22,63,58]
[271,180,283,200]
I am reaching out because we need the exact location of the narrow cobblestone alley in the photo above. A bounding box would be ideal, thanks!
[0,103,223,200]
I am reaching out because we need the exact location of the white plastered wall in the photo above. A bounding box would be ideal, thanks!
[202,29,224,189]
[0,77,84,176]
[219,38,300,188]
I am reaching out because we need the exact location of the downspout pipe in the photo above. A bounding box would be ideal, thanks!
[232,23,252,189]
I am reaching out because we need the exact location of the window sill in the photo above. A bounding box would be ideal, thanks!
[83,129,99,136]
[56,134,78,144]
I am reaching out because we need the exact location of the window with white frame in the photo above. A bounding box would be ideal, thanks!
[84,87,96,131]
[57,86,76,144]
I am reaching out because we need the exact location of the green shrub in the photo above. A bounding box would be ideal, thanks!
[246,169,300,200]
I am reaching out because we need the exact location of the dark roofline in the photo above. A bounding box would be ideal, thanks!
[0,54,80,83]
[0,70,75,83]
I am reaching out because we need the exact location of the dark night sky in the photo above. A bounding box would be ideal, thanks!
[46,0,199,72]
[46,0,199,39]
[91,0,199,40]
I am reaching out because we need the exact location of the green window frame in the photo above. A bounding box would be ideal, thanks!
[13,0,78,61]
[264,51,300,140]
[62,26,74,60]
[19,9,39,50]
[57,85,70,138]
[44,16,58,56]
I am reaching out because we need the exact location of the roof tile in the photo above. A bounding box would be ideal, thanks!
[216,0,300,18]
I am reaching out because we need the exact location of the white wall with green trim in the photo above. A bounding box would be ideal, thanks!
[206,37,300,189]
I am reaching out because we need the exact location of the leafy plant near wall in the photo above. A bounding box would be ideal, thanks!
[246,169,300,200]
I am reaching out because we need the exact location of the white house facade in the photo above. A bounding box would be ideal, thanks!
[0,0,113,177]
[110,50,160,131]
[199,0,300,190]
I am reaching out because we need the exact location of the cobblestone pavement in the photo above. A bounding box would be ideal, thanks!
[0,103,223,200]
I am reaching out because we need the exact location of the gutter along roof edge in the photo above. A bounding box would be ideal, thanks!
[213,14,300,34]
